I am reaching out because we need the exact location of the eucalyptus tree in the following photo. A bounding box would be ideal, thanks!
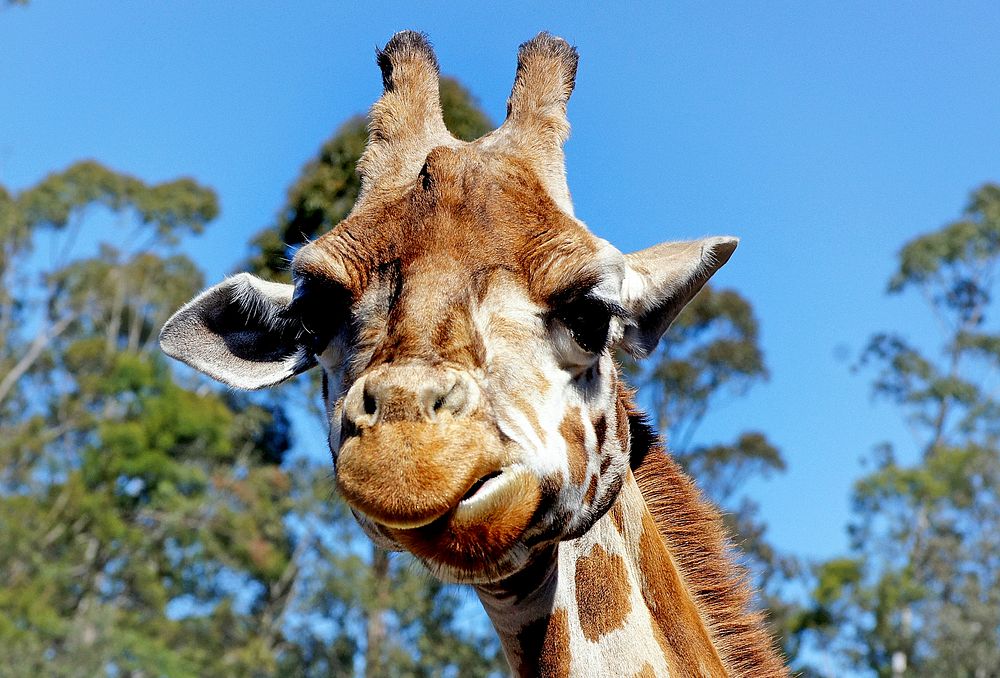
[0,162,309,676]
[625,284,805,662]
[813,183,1000,677]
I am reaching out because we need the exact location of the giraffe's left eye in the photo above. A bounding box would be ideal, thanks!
[285,277,352,356]
[555,297,613,354]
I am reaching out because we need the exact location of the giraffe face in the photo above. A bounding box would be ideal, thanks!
[291,147,635,582]
[159,31,737,585]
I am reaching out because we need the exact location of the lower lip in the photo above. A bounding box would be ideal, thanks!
[460,470,505,504]
[374,468,522,531]
[385,465,541,579]
[452,466,526,523]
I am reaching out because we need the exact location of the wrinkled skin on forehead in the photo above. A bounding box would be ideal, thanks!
[295,147,606,314]
[294,144,633,582]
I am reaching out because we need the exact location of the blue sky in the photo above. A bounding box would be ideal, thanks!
[2,1,998,566]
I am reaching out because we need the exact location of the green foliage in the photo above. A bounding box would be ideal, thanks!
[890,184,1000,324]
[643,286,768,447]
[0,162,316,676]
[809,183,1000,677]
[13,160,216,240]
[439,77,495,143]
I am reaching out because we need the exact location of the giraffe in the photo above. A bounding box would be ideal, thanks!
[160,31,788,677]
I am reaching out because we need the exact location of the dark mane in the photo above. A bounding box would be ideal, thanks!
[624,387,788,677]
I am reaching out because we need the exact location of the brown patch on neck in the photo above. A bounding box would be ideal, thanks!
[621,384,788,677]
[516,608,571,678]
[574,543,632,642]
[582,474,598,506]
[633,664,657,678]
[560,407,588,486]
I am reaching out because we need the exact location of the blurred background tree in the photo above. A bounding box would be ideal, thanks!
[0,162,335,676]
[808,183,1000,677]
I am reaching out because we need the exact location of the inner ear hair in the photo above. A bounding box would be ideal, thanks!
[159,273,317,390]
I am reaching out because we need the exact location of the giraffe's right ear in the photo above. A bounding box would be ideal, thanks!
[159,273,316,390]
[619,236,738,358]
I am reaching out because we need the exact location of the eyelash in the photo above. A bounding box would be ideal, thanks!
[300,323,333,355]
[554,297,619,354]
[286,286,350,355]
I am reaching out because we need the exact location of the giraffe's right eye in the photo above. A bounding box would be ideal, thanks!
[554,296,620,354]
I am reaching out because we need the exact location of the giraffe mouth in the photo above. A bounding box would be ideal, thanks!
[370,469,508,530]
[335,418,508,531]
[460,470,504,502]
[387,464,541,578]
[451,466,531,524]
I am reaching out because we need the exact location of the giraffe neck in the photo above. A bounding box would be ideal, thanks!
[474,472,728,678]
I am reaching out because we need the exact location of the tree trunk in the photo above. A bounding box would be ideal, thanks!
[365,547,390,678]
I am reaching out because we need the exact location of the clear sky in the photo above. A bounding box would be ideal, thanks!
[2,1,998,566]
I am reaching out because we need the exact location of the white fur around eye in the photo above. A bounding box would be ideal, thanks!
[549,320,600,373]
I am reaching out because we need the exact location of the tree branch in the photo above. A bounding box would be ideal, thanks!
[0,312,77,406]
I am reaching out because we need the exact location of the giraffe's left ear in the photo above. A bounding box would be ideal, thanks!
[159,273,317,390]
[619,236,738,358]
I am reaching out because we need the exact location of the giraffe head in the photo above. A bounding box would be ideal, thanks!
[160,32,736,584]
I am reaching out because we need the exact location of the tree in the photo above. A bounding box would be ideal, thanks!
[811,183,1000,676]
[0,162,312,676]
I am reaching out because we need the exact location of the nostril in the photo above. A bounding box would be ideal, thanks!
[363,390,377,417]
[429,380,463,418]
[340,416,359,441]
